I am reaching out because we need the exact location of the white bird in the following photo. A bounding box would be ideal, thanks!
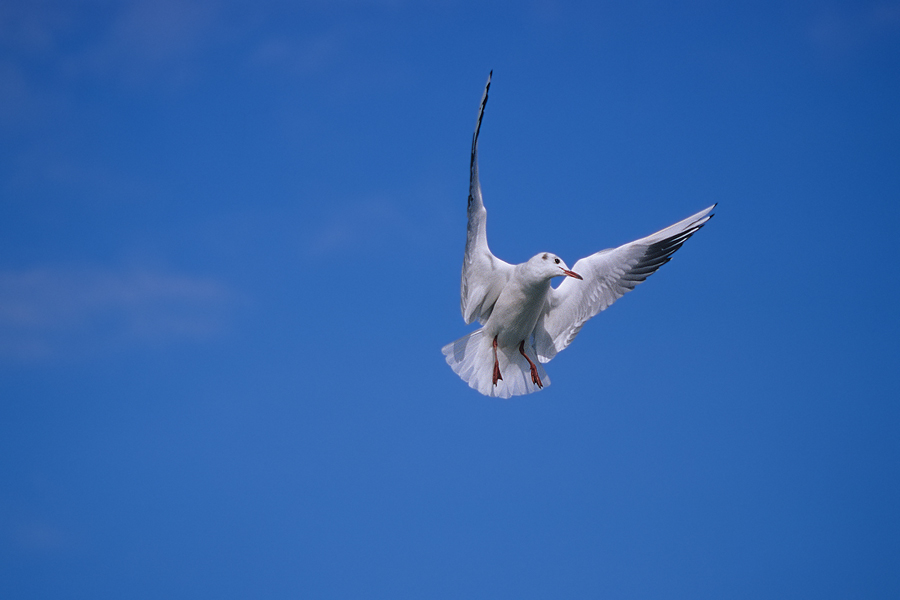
[442,72,715,398]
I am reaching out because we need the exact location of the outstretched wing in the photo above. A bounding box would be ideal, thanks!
[460,71,514,325]
[534,204,716,362]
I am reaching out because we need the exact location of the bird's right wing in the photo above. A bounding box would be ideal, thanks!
[460,71,514,325]
[534,204,715,362]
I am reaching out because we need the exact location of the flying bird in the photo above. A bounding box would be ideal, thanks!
[442,72,715,398]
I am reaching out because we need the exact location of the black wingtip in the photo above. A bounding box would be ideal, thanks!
[469,72,493,200]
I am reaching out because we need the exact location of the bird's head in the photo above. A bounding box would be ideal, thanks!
[528,253,583,282]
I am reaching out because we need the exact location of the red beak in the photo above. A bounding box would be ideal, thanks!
[562,269,583,280]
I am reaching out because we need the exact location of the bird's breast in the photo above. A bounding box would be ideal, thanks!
[485,279,551,348]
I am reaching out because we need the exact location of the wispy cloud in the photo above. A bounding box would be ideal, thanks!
[10,519,70,554]
[0,0,409,98]
[305,197,433,257]
[0,267,235,361]
[64,0,223,86]
[0,0,234,90]
[0,0,73,54]
[0,59,32,125]
[248,30,346,75]
[809,2,900,58]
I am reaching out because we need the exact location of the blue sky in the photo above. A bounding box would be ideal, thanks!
[1,1,899,597]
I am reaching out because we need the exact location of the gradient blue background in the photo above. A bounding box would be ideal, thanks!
[2,1,899,598]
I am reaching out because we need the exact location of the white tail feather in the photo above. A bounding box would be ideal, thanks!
[442,329,550,398]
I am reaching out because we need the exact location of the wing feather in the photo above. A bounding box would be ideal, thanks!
[534,204,716,361]
[460,71,514,325]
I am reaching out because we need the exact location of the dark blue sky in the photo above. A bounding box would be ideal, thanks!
[2,1,899,598]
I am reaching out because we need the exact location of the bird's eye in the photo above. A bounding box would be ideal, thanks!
[554,258,560,264]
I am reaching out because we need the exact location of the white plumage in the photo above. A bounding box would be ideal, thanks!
[443,73,715,398]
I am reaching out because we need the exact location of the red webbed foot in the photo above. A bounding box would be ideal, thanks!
[492,335,503,386]
[519,340,543,389]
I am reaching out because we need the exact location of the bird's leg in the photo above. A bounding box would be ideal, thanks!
[492,335,503,386]
[519,341,543,389]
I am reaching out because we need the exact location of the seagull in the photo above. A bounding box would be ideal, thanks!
[442,72,715,398]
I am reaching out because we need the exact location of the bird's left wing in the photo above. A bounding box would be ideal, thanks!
[534,204,715,362]
[460,71,514,325]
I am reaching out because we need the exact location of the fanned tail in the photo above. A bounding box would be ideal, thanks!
[442,330,550,398]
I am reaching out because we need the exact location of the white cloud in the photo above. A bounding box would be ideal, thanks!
[64,0,223,86]
[0,0,413,93]
[0,0,233,88]
[0,0,74,54]
[305,198,416,256]
[248,30,345,75]
[809,2,900,57]
[0,59,31,123]
[11,520,69,553]
[0,266,235,361]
